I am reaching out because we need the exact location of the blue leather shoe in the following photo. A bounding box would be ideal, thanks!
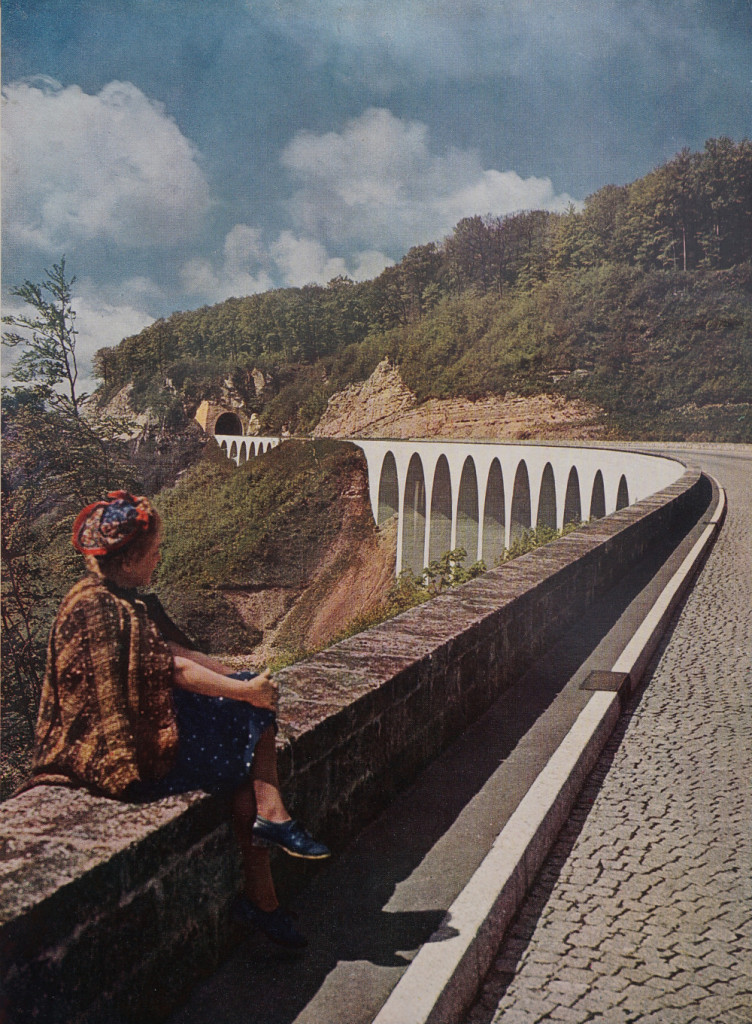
[252,817,331,859]
[232,896,308,948]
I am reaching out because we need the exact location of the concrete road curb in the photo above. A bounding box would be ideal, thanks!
[372,476,726,1024]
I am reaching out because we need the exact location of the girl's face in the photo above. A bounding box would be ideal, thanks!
[120,531,162,588]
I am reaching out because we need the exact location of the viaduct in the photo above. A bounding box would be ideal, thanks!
[214,432,683,573]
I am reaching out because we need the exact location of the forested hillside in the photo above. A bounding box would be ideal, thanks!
[97,138,752,440]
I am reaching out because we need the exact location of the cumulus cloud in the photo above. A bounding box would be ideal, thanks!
[72,290,156,391]
[282,108,576,253]
[2,78,211,252]
[181,224,391,301]
[180,107,573,303]
[180,224,275,300]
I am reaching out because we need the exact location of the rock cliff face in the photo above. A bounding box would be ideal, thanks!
[314,359,609,441]
[95,383,160,434]
[314,360,416,437]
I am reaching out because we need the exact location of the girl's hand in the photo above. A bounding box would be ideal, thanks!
[245,669,279,712]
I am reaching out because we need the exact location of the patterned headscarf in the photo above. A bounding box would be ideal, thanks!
[72,490,154,556]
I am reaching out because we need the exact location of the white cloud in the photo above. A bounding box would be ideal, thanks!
[178,106,571,305]
[282,108,576,252]
[180,224,275,301]
[271,232,354,288]
[257,1,710,87]
[72,290,156,391]
[180,224,391,301]
[2,78,211,252]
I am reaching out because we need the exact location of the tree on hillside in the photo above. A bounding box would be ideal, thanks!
[1,261,139,793]
[2,258,84,417]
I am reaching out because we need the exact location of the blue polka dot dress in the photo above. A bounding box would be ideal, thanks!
[127,673,276,800]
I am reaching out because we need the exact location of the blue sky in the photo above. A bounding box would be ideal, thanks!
[3,0,751,384]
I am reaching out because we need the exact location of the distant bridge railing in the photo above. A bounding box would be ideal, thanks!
[213,435,685,574]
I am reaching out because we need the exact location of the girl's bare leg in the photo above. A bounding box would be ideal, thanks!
[232,778,278,912]
[250,726,290,823]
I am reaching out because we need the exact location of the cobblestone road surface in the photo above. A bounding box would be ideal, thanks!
[465,447,752,1024]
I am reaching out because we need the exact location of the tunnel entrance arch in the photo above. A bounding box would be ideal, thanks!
[214,412,243,435]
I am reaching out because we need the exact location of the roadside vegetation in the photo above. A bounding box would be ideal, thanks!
[270,521,585,671]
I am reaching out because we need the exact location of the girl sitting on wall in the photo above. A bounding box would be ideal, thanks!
[25,490,329,948]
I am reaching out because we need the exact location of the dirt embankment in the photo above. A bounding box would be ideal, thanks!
[314,359,609,441]
[222,451,396,668]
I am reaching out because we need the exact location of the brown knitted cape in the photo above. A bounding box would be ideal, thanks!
[26,574,179,797]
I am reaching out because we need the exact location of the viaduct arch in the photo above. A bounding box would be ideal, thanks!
[215,435,281,463]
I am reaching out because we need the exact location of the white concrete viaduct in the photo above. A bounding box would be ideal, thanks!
[214,434,684,575]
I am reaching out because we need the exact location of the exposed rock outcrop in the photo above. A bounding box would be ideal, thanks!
[95,383,160,435]
[314,359,609,441]
[218,447,397,668]
[313,360,417,437]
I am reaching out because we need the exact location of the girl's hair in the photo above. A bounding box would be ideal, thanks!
[85,510,161,578]
[72,490,161,577]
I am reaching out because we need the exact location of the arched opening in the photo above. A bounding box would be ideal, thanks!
[616,475,629,510]
[214,412,243,435]
[536,463,557,530]
[248,441,256,457]
[428,455,452,563]
[220,440,229,454]
[402,453,426,576]
[456,457,479,563]
[563,467,582,526]
[510,461,532,542]
[482,459,505,565]
[590,470,606,519]
[239,442,248,463]
[229,441,238,461]
[377,452,399,526]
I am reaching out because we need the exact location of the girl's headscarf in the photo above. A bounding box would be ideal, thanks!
[72,490,154,556]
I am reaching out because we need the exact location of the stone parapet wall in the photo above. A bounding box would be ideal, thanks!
[0,468,708,1024]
